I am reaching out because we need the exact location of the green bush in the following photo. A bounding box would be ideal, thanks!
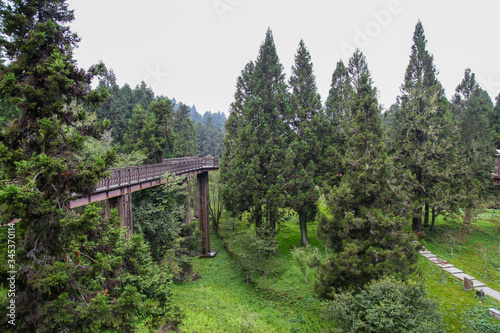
[323,277,444,333]
[224,227,284,284]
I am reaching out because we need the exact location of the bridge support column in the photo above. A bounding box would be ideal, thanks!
[184,175,192,225]
[193,177,199,219]
[105,193,133,239]
[197,172,211,255]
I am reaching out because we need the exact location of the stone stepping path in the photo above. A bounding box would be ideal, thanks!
[419,249,500,301]
[477,287,500,300]
[444,267,463,274]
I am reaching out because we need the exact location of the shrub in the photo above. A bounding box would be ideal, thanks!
[323,277,444,333]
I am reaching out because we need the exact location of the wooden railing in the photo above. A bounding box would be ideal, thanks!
[94,156,219,193]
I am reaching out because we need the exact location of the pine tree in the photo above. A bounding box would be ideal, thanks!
[317,50,416,296]
[287,39,323,246]
[389,21,457,232]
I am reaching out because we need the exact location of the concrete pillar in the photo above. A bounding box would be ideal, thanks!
[104,194,133,239]
[197,172,210,254]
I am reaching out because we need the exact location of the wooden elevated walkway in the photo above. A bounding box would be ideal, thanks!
[69,156,218,208]
[69,156,219,256]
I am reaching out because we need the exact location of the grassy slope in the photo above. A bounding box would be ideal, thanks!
[421,212,500,291]
[417,211,500,332]
[171,225,333,333]
[172,209,500,333]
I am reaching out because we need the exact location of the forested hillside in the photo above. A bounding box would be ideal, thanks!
[0,1,499,332]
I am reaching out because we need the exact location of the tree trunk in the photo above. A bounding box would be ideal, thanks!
[431,206,436,231]
[412,207,422,232]
[253,206,262,232]
[423,202,429,228]
[299,211,308,246]
[269,208,276,231]
[463,206,472,231]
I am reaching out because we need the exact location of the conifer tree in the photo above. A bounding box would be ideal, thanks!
[389,21,457,232]
[222,28,290,231]
[93,69,132,146]
[149,96,175,158]
[221,61,255,216]
[452,69,495,228]
[173,102,199,157]
[123,104,165,163]
[287,40,323,245]
[317,50,416,296]
[0,1,180,330]
[325,60,352,148]
[322,60,353,188]
[491,94,500,148]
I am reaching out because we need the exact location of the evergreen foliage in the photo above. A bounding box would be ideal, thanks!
[491,95,500,148]
[132,175,200,281]
[93,73,153,147]
[0,1,180,330]
[323,60,352,186]
[451,69,496,228]
[286,39,323,246]
[172,102,199,157]
[323,277,444,333]
[222,28,291,231]
[389,21,458,232]
[195,115,224,158]
[317,50,416,296]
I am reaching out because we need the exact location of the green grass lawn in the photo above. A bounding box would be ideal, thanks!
[172,209,500,332]
[171,225,334,333]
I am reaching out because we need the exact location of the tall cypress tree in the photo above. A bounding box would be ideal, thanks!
[323,60,353,188]
[317,50,416,296]
[491,94,500,148]
[286,39,323,246]
[221,61,255,216]
[390,21,457,232]
[222,28,290,232]
[452,69,495,228]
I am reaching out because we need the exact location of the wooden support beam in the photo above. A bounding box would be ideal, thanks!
[193,175,199,218]
[197,172,210,254]
[184,175,192,225]
[105,194,133,239]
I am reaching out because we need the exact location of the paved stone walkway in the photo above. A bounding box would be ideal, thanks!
[419,250,500,301]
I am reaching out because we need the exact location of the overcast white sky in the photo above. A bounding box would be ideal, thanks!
[68,0,500,114]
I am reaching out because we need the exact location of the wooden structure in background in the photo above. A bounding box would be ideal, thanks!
[494,152,500,185]
[69,156,219,256]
